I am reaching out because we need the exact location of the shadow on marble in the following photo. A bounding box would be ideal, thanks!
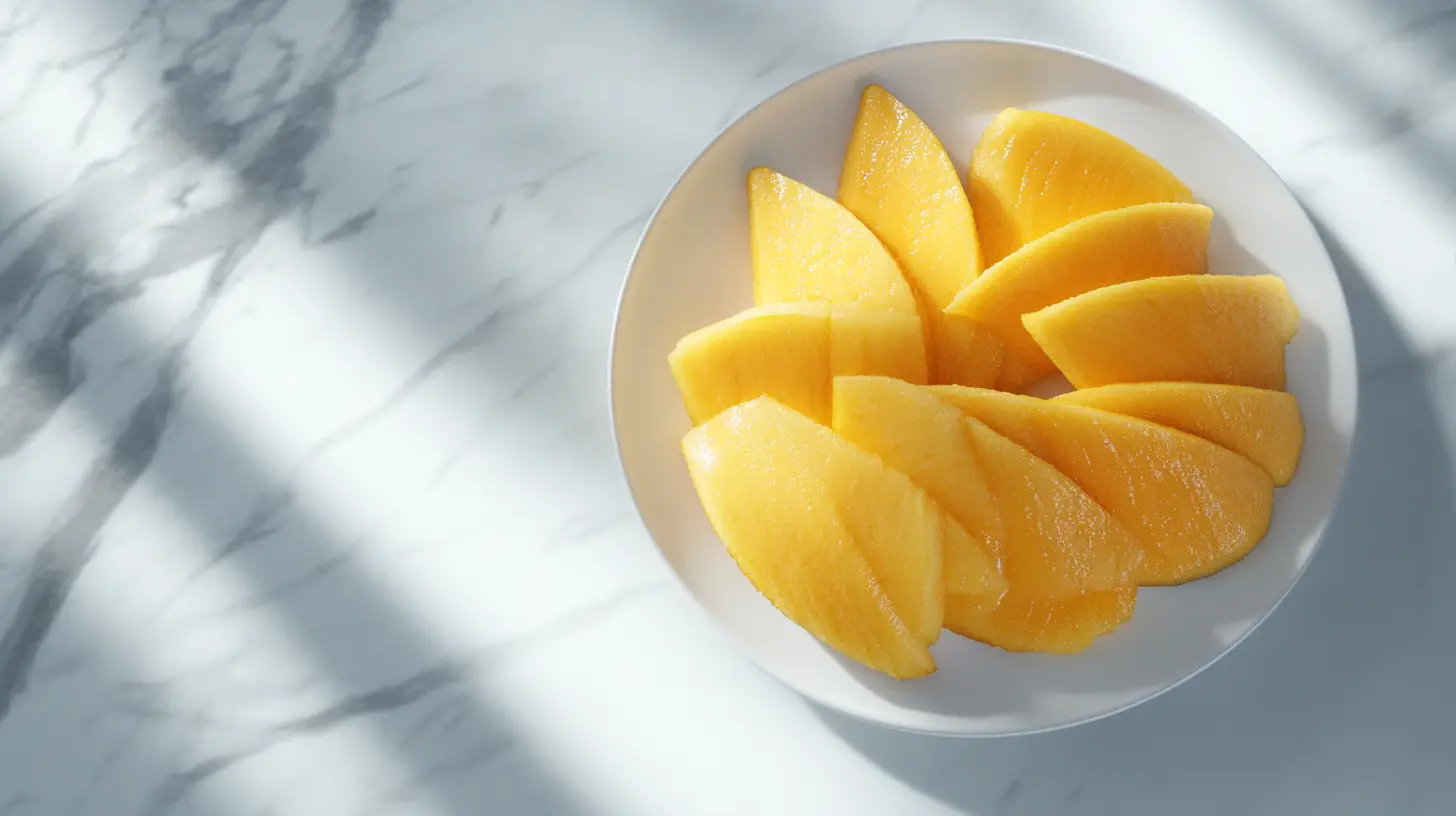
[0,4,624,815]
[1229,0,1456,196]
[815,215,1456,815]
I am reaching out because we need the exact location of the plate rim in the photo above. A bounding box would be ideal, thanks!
[606,37,1361,737]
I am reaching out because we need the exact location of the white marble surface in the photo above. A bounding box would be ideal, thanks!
[0,0,1451,813]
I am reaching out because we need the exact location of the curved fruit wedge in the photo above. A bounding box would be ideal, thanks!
[945,586,1137,654]
[970,108,1196,266]
[1023,274,1299,391]
[683,398,942,676]
[830,377,1004,600]
[668,303,926,425]
[946,202,1213,391]
[1055,382,1305,486]
[749,167,918,313]
[838,85,1001,387]
[962,416,1142,593]
[830,381,1008,601]
[930,387,1275,585]
[832,376,1003,597]
[832,376,1140,596]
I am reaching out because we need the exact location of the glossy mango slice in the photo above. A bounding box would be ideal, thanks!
[839,85,1002,387]
[931,387,1275,585]
[668,303,926,425]
[945,586,1137,654]
[684,398,944,676]
[970,108,1196,265]
[1023,274,1299,391]
[833,376,1140,596]
[1055,382,1305,486]
[946,202,1213,391]
[749,167,918,313]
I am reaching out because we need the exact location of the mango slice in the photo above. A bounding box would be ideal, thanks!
[946,202,1213,391]
[930,387,1275,585]
[668,303,926,425]
[962,415,1142,593]
[831,376,1006,598]
[945,587,1137,654]
[684,398,941,677]
[1023,274,1299,391]
[748,167,918,313]
[833,376,1139,596]
[970,108,1196,265]
[1056,382,1305,486]
[839,85,1002,387]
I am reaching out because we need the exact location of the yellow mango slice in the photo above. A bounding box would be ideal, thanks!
[946,587,1137,654]
[831,377,1004,598]
[748,167,917,313]
[668,303,925,425]
[839,85,1002,387]
[684,398,939,677]
[832,376,1139,596]
[930,387,1275,585]
[1056,382,1305,486]
[946,202,1213,391]
[962,415,1142,594]
[942,516,1009,600]
[1023,275,1300,391]
[970,108,1196,265]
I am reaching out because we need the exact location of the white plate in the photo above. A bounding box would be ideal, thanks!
[609,40,1358,736]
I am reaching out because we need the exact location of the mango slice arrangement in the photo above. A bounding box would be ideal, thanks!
[667,86,1304,679]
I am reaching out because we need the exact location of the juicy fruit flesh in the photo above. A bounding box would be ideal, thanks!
[931,386,1276,585]
[831,377,1005,598]
[945,587,1137,654]
[668,303,926,426]
[748,167,918,313]
[943,518,1008,600]
[970,108,1196,266]
[837,85,999,387]
[839,85,985,304]
[832,376,1138,597]
[1023,274,1300,391]
[947,202,1213,390]
[827,306,930,386]
[682,398,940,678]
[1056,382,1305,486]
[963,416,1142,593]
[833,376,1002,543]
[670,304,829,425]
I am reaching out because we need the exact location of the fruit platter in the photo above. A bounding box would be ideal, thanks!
[611,41,1356,734]
[669,84,1303,679]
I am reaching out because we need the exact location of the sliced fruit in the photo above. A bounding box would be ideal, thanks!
[1055,382,1305,486]
[943,517,1008,600]
[668,303,925,426]
[748,167,918,313]
[930,387,1275,585]
[827,305,929,384]
[946,202,1213,389]
[962,416,1142,593]
[683,398,942,676]
[832,376,1001,544]
[832,376,1004,597]
[838,85,1001,387]
[1023,274,1299,391]
[832,376,1139,596]
[945,587,1137,654]
[970,108,1196,266]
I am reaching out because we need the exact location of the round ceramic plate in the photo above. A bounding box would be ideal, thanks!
[610,40,1358,736]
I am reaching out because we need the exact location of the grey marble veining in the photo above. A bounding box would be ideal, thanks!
[0,0,1451,814]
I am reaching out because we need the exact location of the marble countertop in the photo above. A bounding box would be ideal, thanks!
[0,0,1452,813]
